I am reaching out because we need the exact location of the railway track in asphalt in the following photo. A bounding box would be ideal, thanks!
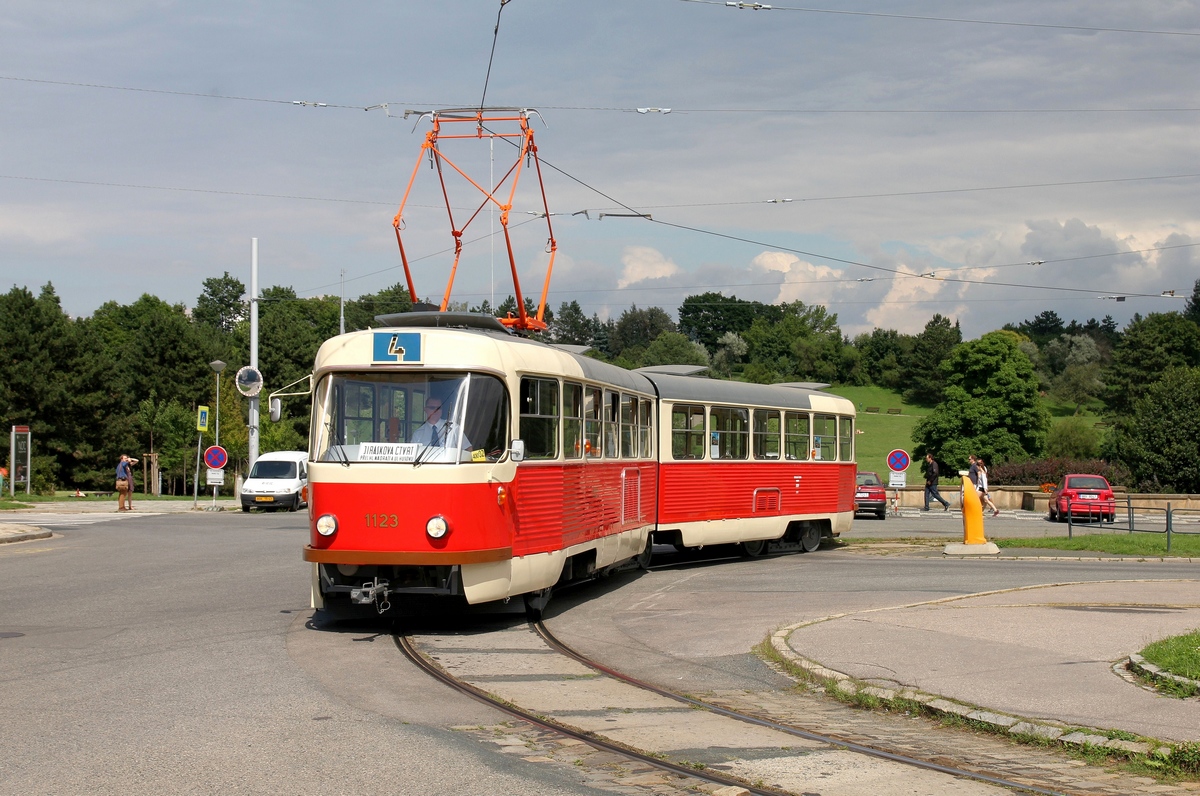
[396,620,1071,796]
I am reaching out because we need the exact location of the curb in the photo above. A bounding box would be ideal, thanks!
[0,529,52,545]
[767,598,1189,763]
[1128,653,1200,697]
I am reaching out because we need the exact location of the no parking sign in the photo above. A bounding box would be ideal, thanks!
[887,448,910,488]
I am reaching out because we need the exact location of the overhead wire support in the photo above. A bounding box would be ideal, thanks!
[391,107,556,333]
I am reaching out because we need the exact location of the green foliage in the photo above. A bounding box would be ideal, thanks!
[548,300,597,346]
[640,331,710,368]
[1108,366,1200,493]
[1172,742,1200,775]
[1185,278,1200,326]
[911,330,1050,468]
[678,292,776,351]
[1105,312,1200,415]
[193,272,247,334]
[988,457,1128,487]
[1045,416,1102,459]
[854,328,914,390]
[901,314,961,405]
[609,305,675,358]
[1007,309,1064,348]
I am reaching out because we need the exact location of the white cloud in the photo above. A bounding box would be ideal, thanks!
[752,251,843,306]
[617,246,681,289]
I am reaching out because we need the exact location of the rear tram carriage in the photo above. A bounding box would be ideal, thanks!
[294,312,857,615]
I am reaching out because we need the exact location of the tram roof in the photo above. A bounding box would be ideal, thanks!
[640,371,853,413]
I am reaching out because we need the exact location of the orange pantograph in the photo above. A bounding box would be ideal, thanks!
[392,108,557,333]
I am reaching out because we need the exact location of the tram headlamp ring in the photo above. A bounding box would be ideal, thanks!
[426,516,449,539]
[316,514,338,537]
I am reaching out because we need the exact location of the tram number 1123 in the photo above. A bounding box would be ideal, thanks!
[365,513,401,528]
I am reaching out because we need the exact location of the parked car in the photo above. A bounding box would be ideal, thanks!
[855,471,888,520]
[240,451,309,512]
[1048,474,1116,523]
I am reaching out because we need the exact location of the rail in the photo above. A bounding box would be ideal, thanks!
[1065,497,1200,552]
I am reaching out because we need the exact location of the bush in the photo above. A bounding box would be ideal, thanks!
[989,458,1129,488]
[1046,417,1101,459]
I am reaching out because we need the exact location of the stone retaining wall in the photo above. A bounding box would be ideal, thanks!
[888,484,1200,512]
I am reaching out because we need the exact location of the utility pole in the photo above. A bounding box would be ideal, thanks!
[249,238,260,468]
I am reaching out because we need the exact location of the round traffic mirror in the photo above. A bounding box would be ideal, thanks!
[235,365,264,397]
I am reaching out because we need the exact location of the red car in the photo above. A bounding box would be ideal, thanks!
[855,471,888,520]
[1049,474,1116,523]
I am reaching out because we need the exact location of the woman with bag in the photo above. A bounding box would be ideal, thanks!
[115,454,136,512]
[978,457,999,518]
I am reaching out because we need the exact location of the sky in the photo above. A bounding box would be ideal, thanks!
[2,1,1198,340]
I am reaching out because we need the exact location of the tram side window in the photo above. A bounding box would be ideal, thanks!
[563,382,583,459]
[638,398,653,458]
[519,377,559,460]
[343,383,375,445]
[620,394,635,458]
[671,404,705,460]
[812,414,838,461]
[753,409,781,459]
[784,412,810,461]
[710,406,749,460]
[839,416,854,463]
[584,386,602,458]
[603,391,619,458]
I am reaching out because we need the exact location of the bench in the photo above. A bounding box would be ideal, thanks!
[886,408,902,415]
[864,406,880,413]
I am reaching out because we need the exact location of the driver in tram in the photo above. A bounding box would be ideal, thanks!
[411,396,472,450]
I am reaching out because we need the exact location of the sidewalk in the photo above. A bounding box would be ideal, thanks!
[0,499,240,544]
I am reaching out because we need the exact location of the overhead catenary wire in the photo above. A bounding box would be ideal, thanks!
[679,0,1200,38]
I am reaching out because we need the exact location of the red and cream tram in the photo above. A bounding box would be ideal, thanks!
[294,312,856,615]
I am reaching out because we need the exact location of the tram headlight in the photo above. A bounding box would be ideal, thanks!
[316,514,338,537]
[426,516,449,539]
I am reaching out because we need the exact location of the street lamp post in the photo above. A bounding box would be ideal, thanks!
[210,360,226,506]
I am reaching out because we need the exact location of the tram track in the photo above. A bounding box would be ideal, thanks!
[396,620,1071,796]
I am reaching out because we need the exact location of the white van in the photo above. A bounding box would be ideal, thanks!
[240,451,309,512]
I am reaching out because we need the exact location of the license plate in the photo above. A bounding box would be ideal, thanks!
[855,492,869,498]
[1079,494,1097,500]
[255,496,275,502]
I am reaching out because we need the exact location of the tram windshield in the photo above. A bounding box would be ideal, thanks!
[312,372,508,465]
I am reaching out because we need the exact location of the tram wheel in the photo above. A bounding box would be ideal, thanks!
[799,525,821,553]
[740,539,768,557]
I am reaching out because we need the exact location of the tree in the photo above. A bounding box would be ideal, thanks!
[1007,310,1065,348]
[193,272,247,335]
[345,282,413,330]
[549,300,596,346]
[1104,312,1200,415]
[641,331,710,368]
[609,306,675,358]
[1185,278,1200,327]
[854,328,914,389]
[1109,366,1200,493]
[911,330,1050,468]
[1045,416,1102,459]
[901,314,962,405]
[1052,363,1104,414]
[677,292,773,351]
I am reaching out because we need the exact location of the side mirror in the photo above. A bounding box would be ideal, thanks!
[269,397,281,423]
[510,439,525,463]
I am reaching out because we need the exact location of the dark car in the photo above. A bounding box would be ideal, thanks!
[855,471,888,520]
[1049,474,1116,523]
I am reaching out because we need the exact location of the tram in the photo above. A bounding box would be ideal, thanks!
[291,311,857,615]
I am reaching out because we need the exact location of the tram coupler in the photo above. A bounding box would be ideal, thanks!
[350,578,392,613]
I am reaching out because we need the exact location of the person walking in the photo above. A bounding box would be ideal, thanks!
[115,454,137,511]
[922,453,951,511]
[978,458,1000,517]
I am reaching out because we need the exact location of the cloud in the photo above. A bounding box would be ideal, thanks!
[753,251,843,306]
[862,263,957,335]
[617,246,681,289]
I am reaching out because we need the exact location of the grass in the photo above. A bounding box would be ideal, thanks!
[994,533,1200,558]
[826,386,930,476]
[1141,630,1200,682]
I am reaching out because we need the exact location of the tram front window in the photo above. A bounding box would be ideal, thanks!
[312,372,508,464]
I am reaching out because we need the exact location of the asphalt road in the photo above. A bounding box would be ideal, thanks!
[2,509,1195,795]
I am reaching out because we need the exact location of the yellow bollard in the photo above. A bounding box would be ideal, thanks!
[961,473,987,545]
